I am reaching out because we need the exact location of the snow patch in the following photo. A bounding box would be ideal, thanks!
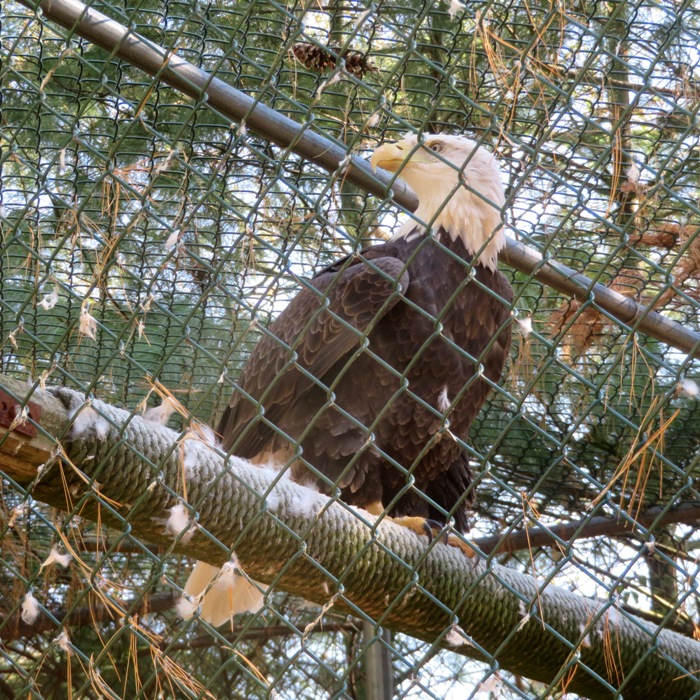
[69,405,110,441]
[166,503,193,540]
[445,624,471,647]
[39,546,72,571]
[21,592,40,625]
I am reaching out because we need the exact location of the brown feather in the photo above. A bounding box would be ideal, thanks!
[218,227,512,533]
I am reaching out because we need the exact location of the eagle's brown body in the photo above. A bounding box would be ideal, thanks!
[218,228,512,532]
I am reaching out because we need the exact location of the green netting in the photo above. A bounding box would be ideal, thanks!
[1,0,699,697]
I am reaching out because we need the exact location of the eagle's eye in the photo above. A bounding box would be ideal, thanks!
[428,142,444,154]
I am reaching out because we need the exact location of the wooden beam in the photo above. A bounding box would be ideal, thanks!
[0,376,68,483]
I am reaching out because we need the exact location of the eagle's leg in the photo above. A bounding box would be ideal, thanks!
[446,537,475,558]
[365,503,432,537]
[390,515,435,539]
[364,503,474,558]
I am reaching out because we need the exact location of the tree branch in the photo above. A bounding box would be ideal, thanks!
[0,593,177,642]
[1,375,700,700]
[474,503,700,555]
[149,622,358,656]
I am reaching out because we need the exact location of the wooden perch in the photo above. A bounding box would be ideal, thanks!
[1,373,700,700]
[0,380,64,481]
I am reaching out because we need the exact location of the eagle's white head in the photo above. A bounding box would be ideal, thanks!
[371,133,506,271]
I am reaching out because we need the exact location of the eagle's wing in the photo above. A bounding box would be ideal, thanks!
[218,251,409,457]
[432,267,513,532]
[477,269,513,383]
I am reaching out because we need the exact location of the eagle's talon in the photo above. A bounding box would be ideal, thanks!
[426,520,475,558]
[424,518,448,542]
[391,516,474,557]
[390,515,433,538]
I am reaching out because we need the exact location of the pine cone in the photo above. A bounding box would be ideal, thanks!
[291,43,337,72]
[290,43,376,78]
[341,50,376,77]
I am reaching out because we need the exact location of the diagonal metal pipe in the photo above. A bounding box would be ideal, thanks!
[15,0,700,361]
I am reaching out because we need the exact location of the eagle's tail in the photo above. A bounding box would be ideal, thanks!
[179,560,264,627]
[426,457,475,534]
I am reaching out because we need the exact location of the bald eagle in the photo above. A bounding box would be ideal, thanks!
[183,134,513,625]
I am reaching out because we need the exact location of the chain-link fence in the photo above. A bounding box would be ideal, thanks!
[1,0,699,697]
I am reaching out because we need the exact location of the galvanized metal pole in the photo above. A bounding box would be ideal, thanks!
[362,622,393,700]
[16,0,700,361]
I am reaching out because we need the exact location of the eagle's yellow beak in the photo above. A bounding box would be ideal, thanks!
[371,140,432,172]
[371,142,407,172]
